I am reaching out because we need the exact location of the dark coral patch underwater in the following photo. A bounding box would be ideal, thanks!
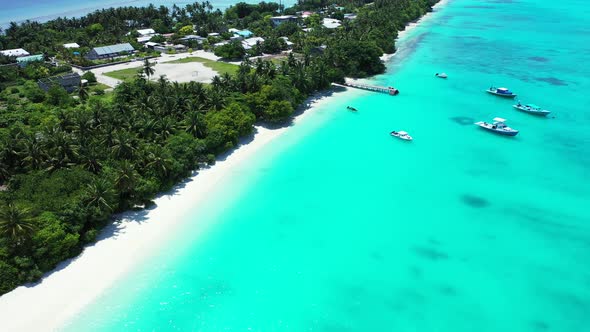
[461,194,490,208]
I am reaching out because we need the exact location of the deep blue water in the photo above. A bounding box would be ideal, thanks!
[0,0,297,27]
[63,0,590,331]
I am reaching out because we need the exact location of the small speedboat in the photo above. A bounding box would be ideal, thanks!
[486,87,517,98]
[388,87,400,95]
[435,72,448,79]
[346,106,358,112]
[390,130,413,141]
[475,117,519,136]
[513,102,551,116]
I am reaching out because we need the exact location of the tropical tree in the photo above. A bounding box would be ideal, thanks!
[78,144,103,174]
[21,134,46,170]
[77,84,89,101]
[142,58,155,79]
[185,111,206,138]
[0,204,36,246]
[114,160,138,197]
[44,127,78,171]
[145,145,173,178]
[111,130,136,159]
[84,178,116,213]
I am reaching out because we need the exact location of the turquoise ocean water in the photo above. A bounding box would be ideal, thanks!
[0,0,297,27]
[63,0,590,331]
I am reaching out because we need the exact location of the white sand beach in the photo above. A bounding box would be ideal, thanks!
[0,93,335,332]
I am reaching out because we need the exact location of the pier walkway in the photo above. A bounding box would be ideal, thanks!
[333,79,399,95]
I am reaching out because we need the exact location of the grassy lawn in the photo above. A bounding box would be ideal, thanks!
[89,83,111,93]
[167,57,239,75]
[103,67,141,82]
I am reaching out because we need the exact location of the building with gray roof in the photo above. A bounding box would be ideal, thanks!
[86,43,135,60]
[38,73,81,93]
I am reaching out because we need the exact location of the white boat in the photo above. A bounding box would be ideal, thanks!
[513,102,551,116]
[486,87,517,98]
[435,72,448,79]
[475,117,519,136]
[390,130,413,141]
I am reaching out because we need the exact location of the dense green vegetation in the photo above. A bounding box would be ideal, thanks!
[0,0,438,295]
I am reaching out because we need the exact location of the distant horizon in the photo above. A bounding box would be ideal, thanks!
[0,0,297,29]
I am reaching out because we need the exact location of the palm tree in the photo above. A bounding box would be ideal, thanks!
[184,111,206,138]
[145,145,172,178]
[111,130,136,159]
[0,158,9,184]
[142,58,155,79]
[220,72,235,91]
[21,134,46,171]
[155,117,176,141]
[44,127,78,171]
[78,143,103,174]
[207,89,226,111]
[84,178,115,213]
[186,82,207,103]
[211,75,223,91]
[114,160,138,200]
[77,84,89,101]
[0,204,36,246]
[1,133,22,170]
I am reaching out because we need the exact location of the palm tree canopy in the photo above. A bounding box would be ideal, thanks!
[0,204,37,244]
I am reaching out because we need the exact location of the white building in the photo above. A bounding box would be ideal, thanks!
[214,41,229,48]
[280,37,294,48]
[180,35,206,43]
[241,37,265,50]
[322,18,341,29]
[136,28,156,36]
[63,43,80,49]
[133,28,158,43]
[137,36,153,43]
[0,48,30,57]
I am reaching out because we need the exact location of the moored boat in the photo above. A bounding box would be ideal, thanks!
[390,130,413,141]
[346,106,358,112]
[486,86,517,98]
[435,72,448,79]
[475,117,519,136]
[388,87,400,95]
[513,102,551,116]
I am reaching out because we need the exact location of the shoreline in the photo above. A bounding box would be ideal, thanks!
[380,0,450,62]
[0,91,335,332]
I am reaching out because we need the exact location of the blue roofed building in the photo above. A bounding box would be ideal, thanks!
[86,43,135,60]
[16,54,44,67]
[234,29,254,38]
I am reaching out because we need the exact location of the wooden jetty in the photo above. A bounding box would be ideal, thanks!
[333,80,399,95]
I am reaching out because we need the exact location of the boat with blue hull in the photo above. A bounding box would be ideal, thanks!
[486,87,517,98]
[475,117,519,136]
[513,102,551,116]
